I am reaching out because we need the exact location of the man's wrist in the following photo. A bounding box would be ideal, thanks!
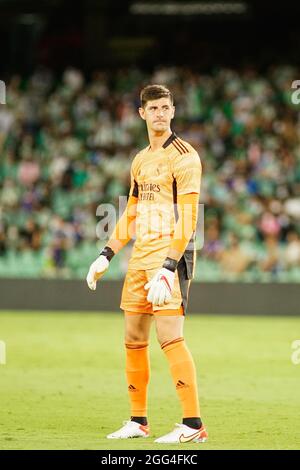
[99,246,115,262]
[162,257,178,273]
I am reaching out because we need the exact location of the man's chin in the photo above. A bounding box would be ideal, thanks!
[153,124,168,132]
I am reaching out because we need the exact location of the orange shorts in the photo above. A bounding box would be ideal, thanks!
[120,266,190,316]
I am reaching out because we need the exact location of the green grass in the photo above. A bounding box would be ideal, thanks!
[0,311,300,450]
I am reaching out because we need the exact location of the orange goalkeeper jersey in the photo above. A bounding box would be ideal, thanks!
[128,133,201,271]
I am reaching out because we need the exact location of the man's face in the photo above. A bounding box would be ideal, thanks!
[139,97,175,132]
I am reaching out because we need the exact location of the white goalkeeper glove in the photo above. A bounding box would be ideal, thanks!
[86,247,115,291]
[144,259,177,306]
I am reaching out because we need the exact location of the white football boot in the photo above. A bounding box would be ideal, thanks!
[106,420,150,439]
[154,423,208,444]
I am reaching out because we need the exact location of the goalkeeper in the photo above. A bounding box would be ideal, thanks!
[86,85,207,444]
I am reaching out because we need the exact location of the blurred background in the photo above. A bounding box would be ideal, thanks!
[0,0,300,284]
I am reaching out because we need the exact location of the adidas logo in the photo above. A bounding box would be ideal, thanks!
[128,384,139,392]
[176,380,189,389]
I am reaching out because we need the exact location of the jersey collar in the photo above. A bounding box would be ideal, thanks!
[162,132,177,149]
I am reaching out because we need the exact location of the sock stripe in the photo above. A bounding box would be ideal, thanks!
[125,342,149,350]
[161,336,184,350]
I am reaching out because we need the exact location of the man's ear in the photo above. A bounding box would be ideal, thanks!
[171,105,175,119]
[138,107,146,120]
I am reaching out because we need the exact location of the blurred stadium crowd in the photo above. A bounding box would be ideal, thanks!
[0,65,300,281]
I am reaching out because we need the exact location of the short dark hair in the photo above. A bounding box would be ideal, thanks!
[140,84,173,108]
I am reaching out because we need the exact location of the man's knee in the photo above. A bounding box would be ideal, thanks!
[125,329,148,343]
[156,332,181,347]
[155,315,184,346]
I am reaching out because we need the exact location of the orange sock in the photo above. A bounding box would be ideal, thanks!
[161,337,200,418]
[125,341,150,417]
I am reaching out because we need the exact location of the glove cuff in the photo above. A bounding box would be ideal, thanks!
[99,246,115,262]
[162,257,178,273]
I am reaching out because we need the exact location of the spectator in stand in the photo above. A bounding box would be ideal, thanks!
[0,65,299,281]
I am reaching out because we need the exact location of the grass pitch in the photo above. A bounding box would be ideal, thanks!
[0,311,300,450]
